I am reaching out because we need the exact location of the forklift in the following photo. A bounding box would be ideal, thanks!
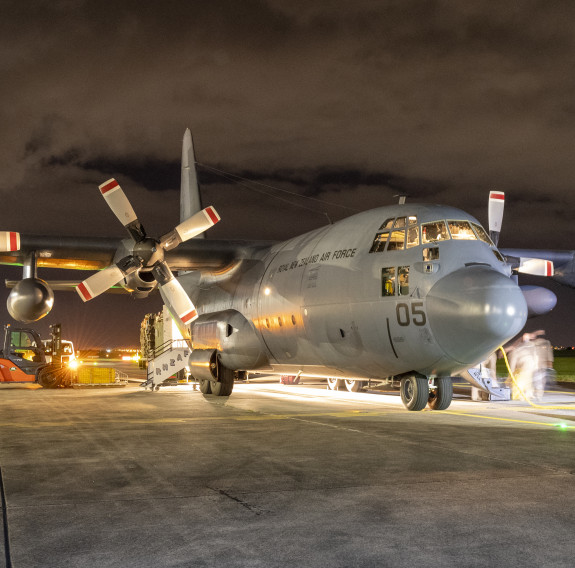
[0,323,73,388]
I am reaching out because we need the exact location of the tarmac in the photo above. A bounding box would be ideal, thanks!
[1,364,575,568]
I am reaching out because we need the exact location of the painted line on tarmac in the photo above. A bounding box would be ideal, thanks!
[0,410,390,429]
[443,410,575,428]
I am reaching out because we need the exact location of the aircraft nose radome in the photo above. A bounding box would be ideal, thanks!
[427,266,528,366]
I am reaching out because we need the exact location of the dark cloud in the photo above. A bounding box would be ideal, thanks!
[2,1,575,344]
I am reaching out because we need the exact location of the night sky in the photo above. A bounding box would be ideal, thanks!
[2,1,575,347]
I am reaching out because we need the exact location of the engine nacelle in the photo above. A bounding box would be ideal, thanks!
[7,278,54,323]
[122,269,158,298]
[191,309,270,370]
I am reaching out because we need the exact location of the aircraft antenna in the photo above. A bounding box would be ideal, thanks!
[394,193,407,205]
[196,162,361,213]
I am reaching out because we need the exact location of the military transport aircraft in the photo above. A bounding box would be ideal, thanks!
[0,130,560,411]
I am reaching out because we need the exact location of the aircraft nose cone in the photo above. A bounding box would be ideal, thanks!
[427,266,527,366]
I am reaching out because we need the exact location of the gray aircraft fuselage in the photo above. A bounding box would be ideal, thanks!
[184,203,528,382]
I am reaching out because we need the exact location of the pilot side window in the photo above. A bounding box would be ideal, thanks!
[370,218,395,253]
[379,218,395,231]
[370,232,389,253]
[421,220,449,244]
[381,267,396,297]
[471,222,493,245]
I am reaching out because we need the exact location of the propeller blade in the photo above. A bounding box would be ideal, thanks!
[160,278,198,324]
[0,231,20,252]
[161,206,220,250]
[99,179,146,241]
[488,191,505,246]
[518,258,554,277]
[76,265,125,302]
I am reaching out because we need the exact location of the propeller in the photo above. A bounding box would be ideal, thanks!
[488,191,554,277]
[488,191,556,317]
[76,178,220,325]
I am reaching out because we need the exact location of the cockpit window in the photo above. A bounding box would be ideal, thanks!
[406,226,419,248]
[492,249,505,262]
[398,266,410,296]
[387,218,406,251]
[447,220,477,241]
[471,222,493,245]
[381,267,396,296]
[370,232,388,253]
[421,221,449,244]
[370,215,419,253]
[378,218,395,231]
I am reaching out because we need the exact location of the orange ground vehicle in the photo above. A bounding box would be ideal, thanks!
[0,324,72,388]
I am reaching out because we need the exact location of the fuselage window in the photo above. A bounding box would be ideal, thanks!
[423,247,439,261]
[421,220,449,244]
[398,266,410,296]
[471,222,493,245]
[381,267,396,297]
[448,220,477,240]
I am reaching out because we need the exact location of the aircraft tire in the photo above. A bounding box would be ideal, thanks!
[210,365,234,397]
[344,379,364,392]
[400,375,428,411]
[327,378,341,390]
[37,365,65,389]
[428,377,453,410]
[199,379,212,394]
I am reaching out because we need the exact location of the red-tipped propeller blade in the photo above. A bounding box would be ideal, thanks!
[0,231,20,252]
[160,206,221,251]
[160,277,198,324]
[488,191,505,246]
[175,206,220,242]
[76,265,125,302]
[518,258,554,277]
[99,179,138,226]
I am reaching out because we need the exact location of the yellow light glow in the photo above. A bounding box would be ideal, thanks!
[264,287,271,296]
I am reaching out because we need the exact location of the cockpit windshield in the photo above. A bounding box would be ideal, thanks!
[370,216,498,255]
[447,220,476,240]
[421,221,449,243]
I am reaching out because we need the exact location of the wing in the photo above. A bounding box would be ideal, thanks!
[500,248,575,288]
[0,234,273,272]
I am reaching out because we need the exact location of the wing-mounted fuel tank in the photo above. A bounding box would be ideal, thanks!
[7,277,54,323]
[191,309,270,370]
[5,248,54,323]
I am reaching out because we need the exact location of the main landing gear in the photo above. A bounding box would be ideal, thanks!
[326,378,366,392]
[198,363,238,397]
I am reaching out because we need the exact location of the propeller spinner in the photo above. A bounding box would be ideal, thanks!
[76,178,220,325]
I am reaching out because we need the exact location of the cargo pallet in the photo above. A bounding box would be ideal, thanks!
[72,366,128,388]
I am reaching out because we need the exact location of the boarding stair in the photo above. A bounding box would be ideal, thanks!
[462,365,511,401]
[142,339,191,391]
